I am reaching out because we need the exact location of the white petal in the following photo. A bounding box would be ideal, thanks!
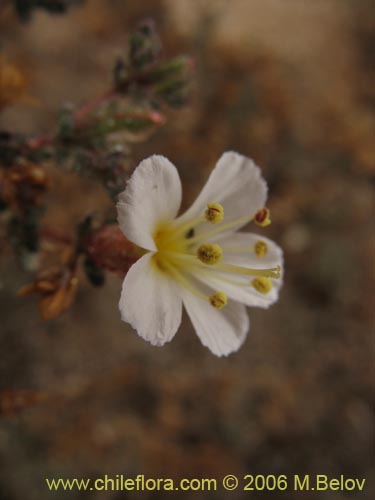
[195,232,283,308]
[177,151,267,232]
[220,232,283,268]
[117,155,182,251]
[194,270,279,309]
[182,289,249,357]
[119,253,183,346]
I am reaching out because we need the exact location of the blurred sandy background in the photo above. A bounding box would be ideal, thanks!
[0,1,374,499]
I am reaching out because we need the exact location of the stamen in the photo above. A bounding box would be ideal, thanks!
[161,215,206,246]
[161,203,223,247]
[254,240,268,258]
[164,251,281,280]
[209,291,227,309]
[159,260,208,302]
[195,268,252,288]
[252,277,273,294]
[187,213,253,245]
[197,243,223,265]
[254,208,271,227]
[215,263,281,279]
[205,203,224,224]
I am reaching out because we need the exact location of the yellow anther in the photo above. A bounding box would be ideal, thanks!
[205,203,224,224]
[252,277,273,294]
[254,240,268,258]
[197,243,223,265]
[254,207,271,227]
[209,291,227,309]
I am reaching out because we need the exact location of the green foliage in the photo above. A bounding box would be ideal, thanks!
[0,15,192,300]
[114,21,192,109]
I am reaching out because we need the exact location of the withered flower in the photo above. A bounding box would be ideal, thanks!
[19,249,79,321]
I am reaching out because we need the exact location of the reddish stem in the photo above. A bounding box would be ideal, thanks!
[26,88,118,152]
[73,89,118,127]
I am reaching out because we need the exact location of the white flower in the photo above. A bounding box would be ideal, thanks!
[117,152,283,356]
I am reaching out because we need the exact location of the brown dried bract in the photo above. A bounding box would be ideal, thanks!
[19,250,79,321]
